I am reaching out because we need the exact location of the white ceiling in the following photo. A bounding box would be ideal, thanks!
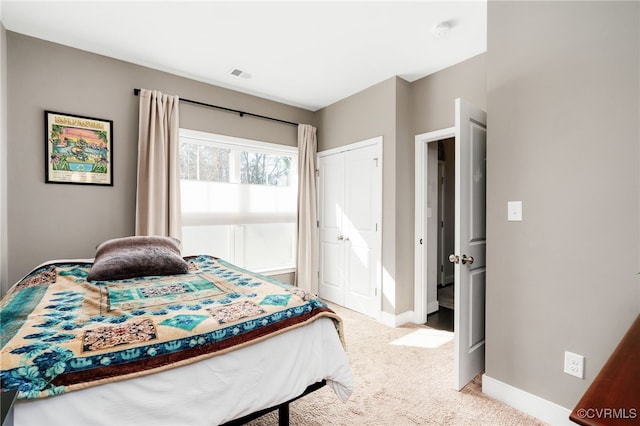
[1,1,487,111]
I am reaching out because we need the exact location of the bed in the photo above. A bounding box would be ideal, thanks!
[0,236,353,425]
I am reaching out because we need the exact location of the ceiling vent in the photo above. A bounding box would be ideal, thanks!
[229,68,252,79]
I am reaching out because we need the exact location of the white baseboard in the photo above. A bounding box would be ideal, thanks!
[380,310,415,327]
[412,302,439,324]
[482,374,573,425]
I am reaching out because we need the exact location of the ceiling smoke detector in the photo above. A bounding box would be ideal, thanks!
[229,68,252,79]
[432,22,451,38]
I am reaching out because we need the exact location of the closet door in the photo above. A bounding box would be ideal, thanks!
[318,152,346,305]
[343,144,381,319]
[318,139,382,320]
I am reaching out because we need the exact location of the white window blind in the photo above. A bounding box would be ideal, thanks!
[179,129,297,274]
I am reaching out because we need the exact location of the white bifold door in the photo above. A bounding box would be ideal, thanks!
[318,137,382,320]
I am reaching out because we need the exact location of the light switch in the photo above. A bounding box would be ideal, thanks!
[507,201,522,221]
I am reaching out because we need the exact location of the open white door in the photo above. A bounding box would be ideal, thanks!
[453,98,487,390]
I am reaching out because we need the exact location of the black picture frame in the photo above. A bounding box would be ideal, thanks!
[45,110,113,186]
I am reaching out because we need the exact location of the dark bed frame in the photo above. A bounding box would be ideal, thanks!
[221,380,326,426]
[0,380,327,426]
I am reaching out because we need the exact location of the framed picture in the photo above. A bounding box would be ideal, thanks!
[45,110,113,186]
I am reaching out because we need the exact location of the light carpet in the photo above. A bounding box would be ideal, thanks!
[247,303,546,425]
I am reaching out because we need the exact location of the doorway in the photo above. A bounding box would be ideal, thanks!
[426,137,455,332]
[437,138,455,304]
[414,98,487,391]
[413,127,456,323]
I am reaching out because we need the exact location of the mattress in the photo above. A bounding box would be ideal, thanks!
[13,316,352,425]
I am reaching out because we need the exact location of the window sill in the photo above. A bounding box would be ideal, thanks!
[254,267,295,277]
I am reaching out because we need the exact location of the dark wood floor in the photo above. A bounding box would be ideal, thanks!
[426,306,454,332]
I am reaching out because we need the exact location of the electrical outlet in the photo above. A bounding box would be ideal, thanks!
[564,351,584,379]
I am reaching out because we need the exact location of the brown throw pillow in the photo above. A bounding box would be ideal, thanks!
[87,236,189,281]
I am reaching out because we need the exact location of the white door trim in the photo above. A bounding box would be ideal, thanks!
[318,136,382,158]
[414,127,455,324]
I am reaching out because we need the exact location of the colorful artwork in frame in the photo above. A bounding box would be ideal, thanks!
[45,110,113,186]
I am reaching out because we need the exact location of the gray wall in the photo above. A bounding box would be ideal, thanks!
[315,55,486,316]
[395,78,413,313]
[412,53,486,135]
[316,77,397,151]
[316,77,400,314]
[411,53,486,311]
[0,21,7,294]
[4,31,487,304]
[485,0,639,409]
[4,32,313,291]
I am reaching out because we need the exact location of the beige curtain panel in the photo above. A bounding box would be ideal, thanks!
[296,124,319,294]
[135,89,182,240]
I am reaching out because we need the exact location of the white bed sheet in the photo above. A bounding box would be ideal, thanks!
[14,317,352,426]
[9,260,353,426]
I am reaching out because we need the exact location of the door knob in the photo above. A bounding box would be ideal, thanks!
[337,236,344,240]
[450,254,474,265]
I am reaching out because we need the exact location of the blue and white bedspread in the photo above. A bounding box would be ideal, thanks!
[0,255,344,400]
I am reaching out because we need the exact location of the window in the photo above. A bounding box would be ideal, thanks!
[179,129,297,274]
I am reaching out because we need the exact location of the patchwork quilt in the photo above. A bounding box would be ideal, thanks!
[0,255,342,399]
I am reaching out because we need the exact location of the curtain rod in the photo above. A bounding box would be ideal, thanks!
[133,88,299,127]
